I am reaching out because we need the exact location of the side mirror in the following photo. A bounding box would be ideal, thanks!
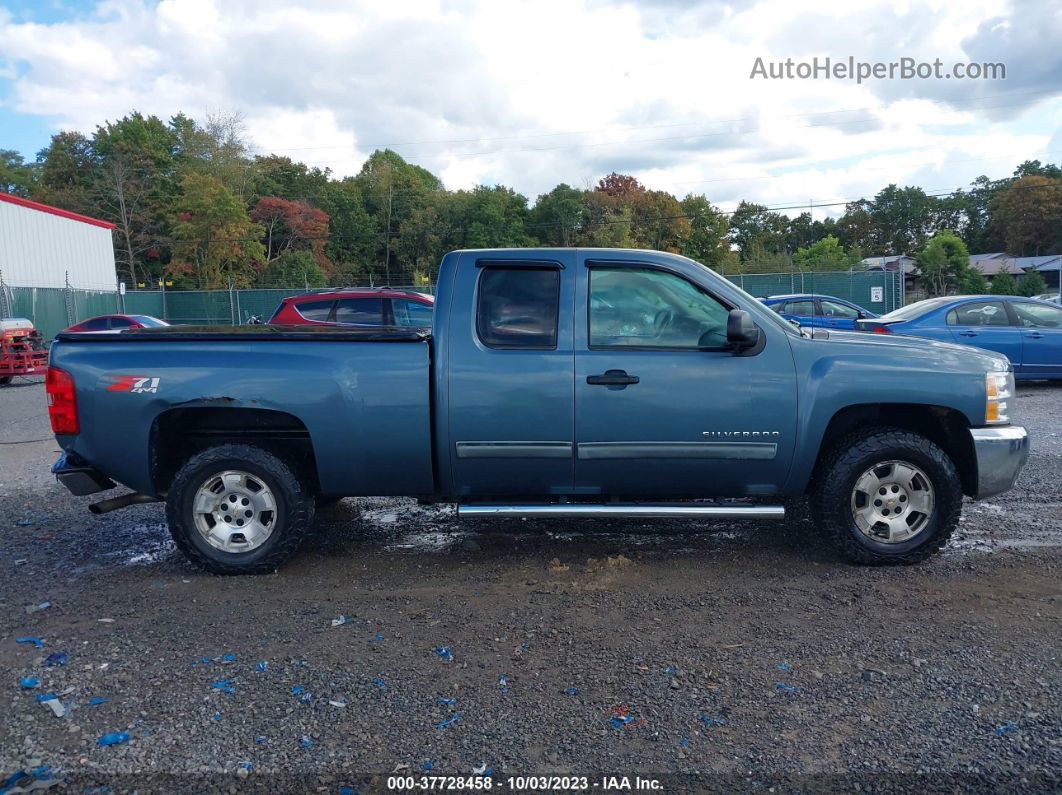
[726,309,761,350]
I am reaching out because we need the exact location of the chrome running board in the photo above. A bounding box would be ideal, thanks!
[456,503,785,520]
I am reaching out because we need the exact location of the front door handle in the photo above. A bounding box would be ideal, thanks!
[1025,332,1043,339]
[959,330,978,337]
[587,369,640,386]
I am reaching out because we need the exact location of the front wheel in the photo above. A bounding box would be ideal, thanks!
[810,427,962,565]
[166,443,314,574]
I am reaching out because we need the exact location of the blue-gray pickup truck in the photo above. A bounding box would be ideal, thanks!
[47,248,1030,573]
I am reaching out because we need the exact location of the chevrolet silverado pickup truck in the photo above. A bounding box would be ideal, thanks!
[47,248,1030,574]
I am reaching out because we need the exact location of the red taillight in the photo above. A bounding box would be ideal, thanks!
[869,324,892,334]
[46,366,79,434]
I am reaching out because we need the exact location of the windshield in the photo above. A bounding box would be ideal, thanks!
[877,297,954,322]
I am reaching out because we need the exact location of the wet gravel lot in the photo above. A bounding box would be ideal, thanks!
[1,377,1060,793]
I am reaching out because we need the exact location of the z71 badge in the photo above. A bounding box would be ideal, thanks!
[106,376,160,394]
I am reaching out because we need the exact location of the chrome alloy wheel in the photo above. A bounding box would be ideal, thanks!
[849,460,935,544]
[192,470,277,552]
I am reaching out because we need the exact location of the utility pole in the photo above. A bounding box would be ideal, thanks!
[384,181,393,285]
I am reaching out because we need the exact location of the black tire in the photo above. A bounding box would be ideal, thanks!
[166,443,314,575]
[810,427,961,565]
[0,376,12,386]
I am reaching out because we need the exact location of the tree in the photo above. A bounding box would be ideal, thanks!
[793,235,855,271]
[530,184,584,246]
[990,267,1019,296]
[958,268,990,294]
[250,196,330,271]
[595,172,645,198]
[728,201,788,261]
[0,150,35,196]
[258,250,326,288]
[169,173,265,288]
[989,175,1062,256]
[1018,269,1047,297]
[680,194,735,271]
[916,230,972,297]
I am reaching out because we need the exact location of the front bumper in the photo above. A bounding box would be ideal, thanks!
[52,452,115,496]
[970,426,1029,500]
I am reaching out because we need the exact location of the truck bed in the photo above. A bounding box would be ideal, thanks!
[49,327,435,497]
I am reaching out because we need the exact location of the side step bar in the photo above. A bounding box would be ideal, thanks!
[457,503,785,520]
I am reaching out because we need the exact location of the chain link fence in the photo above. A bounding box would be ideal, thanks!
[3,270,901,340]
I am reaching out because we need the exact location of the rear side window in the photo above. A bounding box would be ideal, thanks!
[946,301,1009,326]
[294,299,335,322]
[80,317,110,330]
[334,298,384,325]
[109,317,133,328]
[392,299,434,327]
[785,300,817,315]
[476,266,560,348]
[820,300,860,319]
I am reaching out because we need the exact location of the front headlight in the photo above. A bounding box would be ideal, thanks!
[985,370,1013,424]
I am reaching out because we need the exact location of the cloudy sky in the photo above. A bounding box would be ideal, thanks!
[1,0,1060,216]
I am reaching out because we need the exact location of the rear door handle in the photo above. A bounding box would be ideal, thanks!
[959,331,978,337]
[1025,332,1043,339]
[587,369,639,386]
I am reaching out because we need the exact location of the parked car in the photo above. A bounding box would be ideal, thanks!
[855,295,1062,379]
[48,248,1028,574]
[760,294,878,330]
[1033,292,1061,305]
[64,315,169,334]
[268,288,434,328]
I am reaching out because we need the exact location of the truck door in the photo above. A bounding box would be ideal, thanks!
[573,255,798,497]
[444,252,576,497]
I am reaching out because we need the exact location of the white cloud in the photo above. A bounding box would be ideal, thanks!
[0,0,1058,216]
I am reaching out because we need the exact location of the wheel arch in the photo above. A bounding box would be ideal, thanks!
[149,406,320,495]
[808,403,976,497]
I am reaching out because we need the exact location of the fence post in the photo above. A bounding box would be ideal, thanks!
[0,269,10,319]
[234,290,242,325]
[64,271,75,325]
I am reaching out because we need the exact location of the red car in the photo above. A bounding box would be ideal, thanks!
[64,314,169,333]
[268,289,434,328]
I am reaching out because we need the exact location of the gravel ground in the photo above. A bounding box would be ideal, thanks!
[1,375,1060,793]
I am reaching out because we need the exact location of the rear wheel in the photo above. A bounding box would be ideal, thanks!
[0,376,12,386]
[166,443,314,574]
[810,427,961,565]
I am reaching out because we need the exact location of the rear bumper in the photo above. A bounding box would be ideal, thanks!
[970,426,1029,500]
[52,452,115,496]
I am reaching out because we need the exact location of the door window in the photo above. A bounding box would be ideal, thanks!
[784,300,817,316]
[1011,301,1062,328]
[589,267,730,349]
[476,266,560,348]
[334,297,384,325]
[820,300,860,319]
[79,317,110,330]
[294,299,335,322]
[392,299,434,327]
[946,301,1009,326]
[109,317,134,328]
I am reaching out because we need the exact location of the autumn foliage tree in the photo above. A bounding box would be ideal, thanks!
[250,196,331,273]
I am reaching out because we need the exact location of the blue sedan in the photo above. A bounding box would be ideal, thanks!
[855,295,1062,379]
[760,294,878,330]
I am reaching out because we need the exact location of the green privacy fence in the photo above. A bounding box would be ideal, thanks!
[2,270,901,340]
[723,268,904,315]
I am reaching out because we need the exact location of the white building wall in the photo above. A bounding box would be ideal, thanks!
[0,197,117,290]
